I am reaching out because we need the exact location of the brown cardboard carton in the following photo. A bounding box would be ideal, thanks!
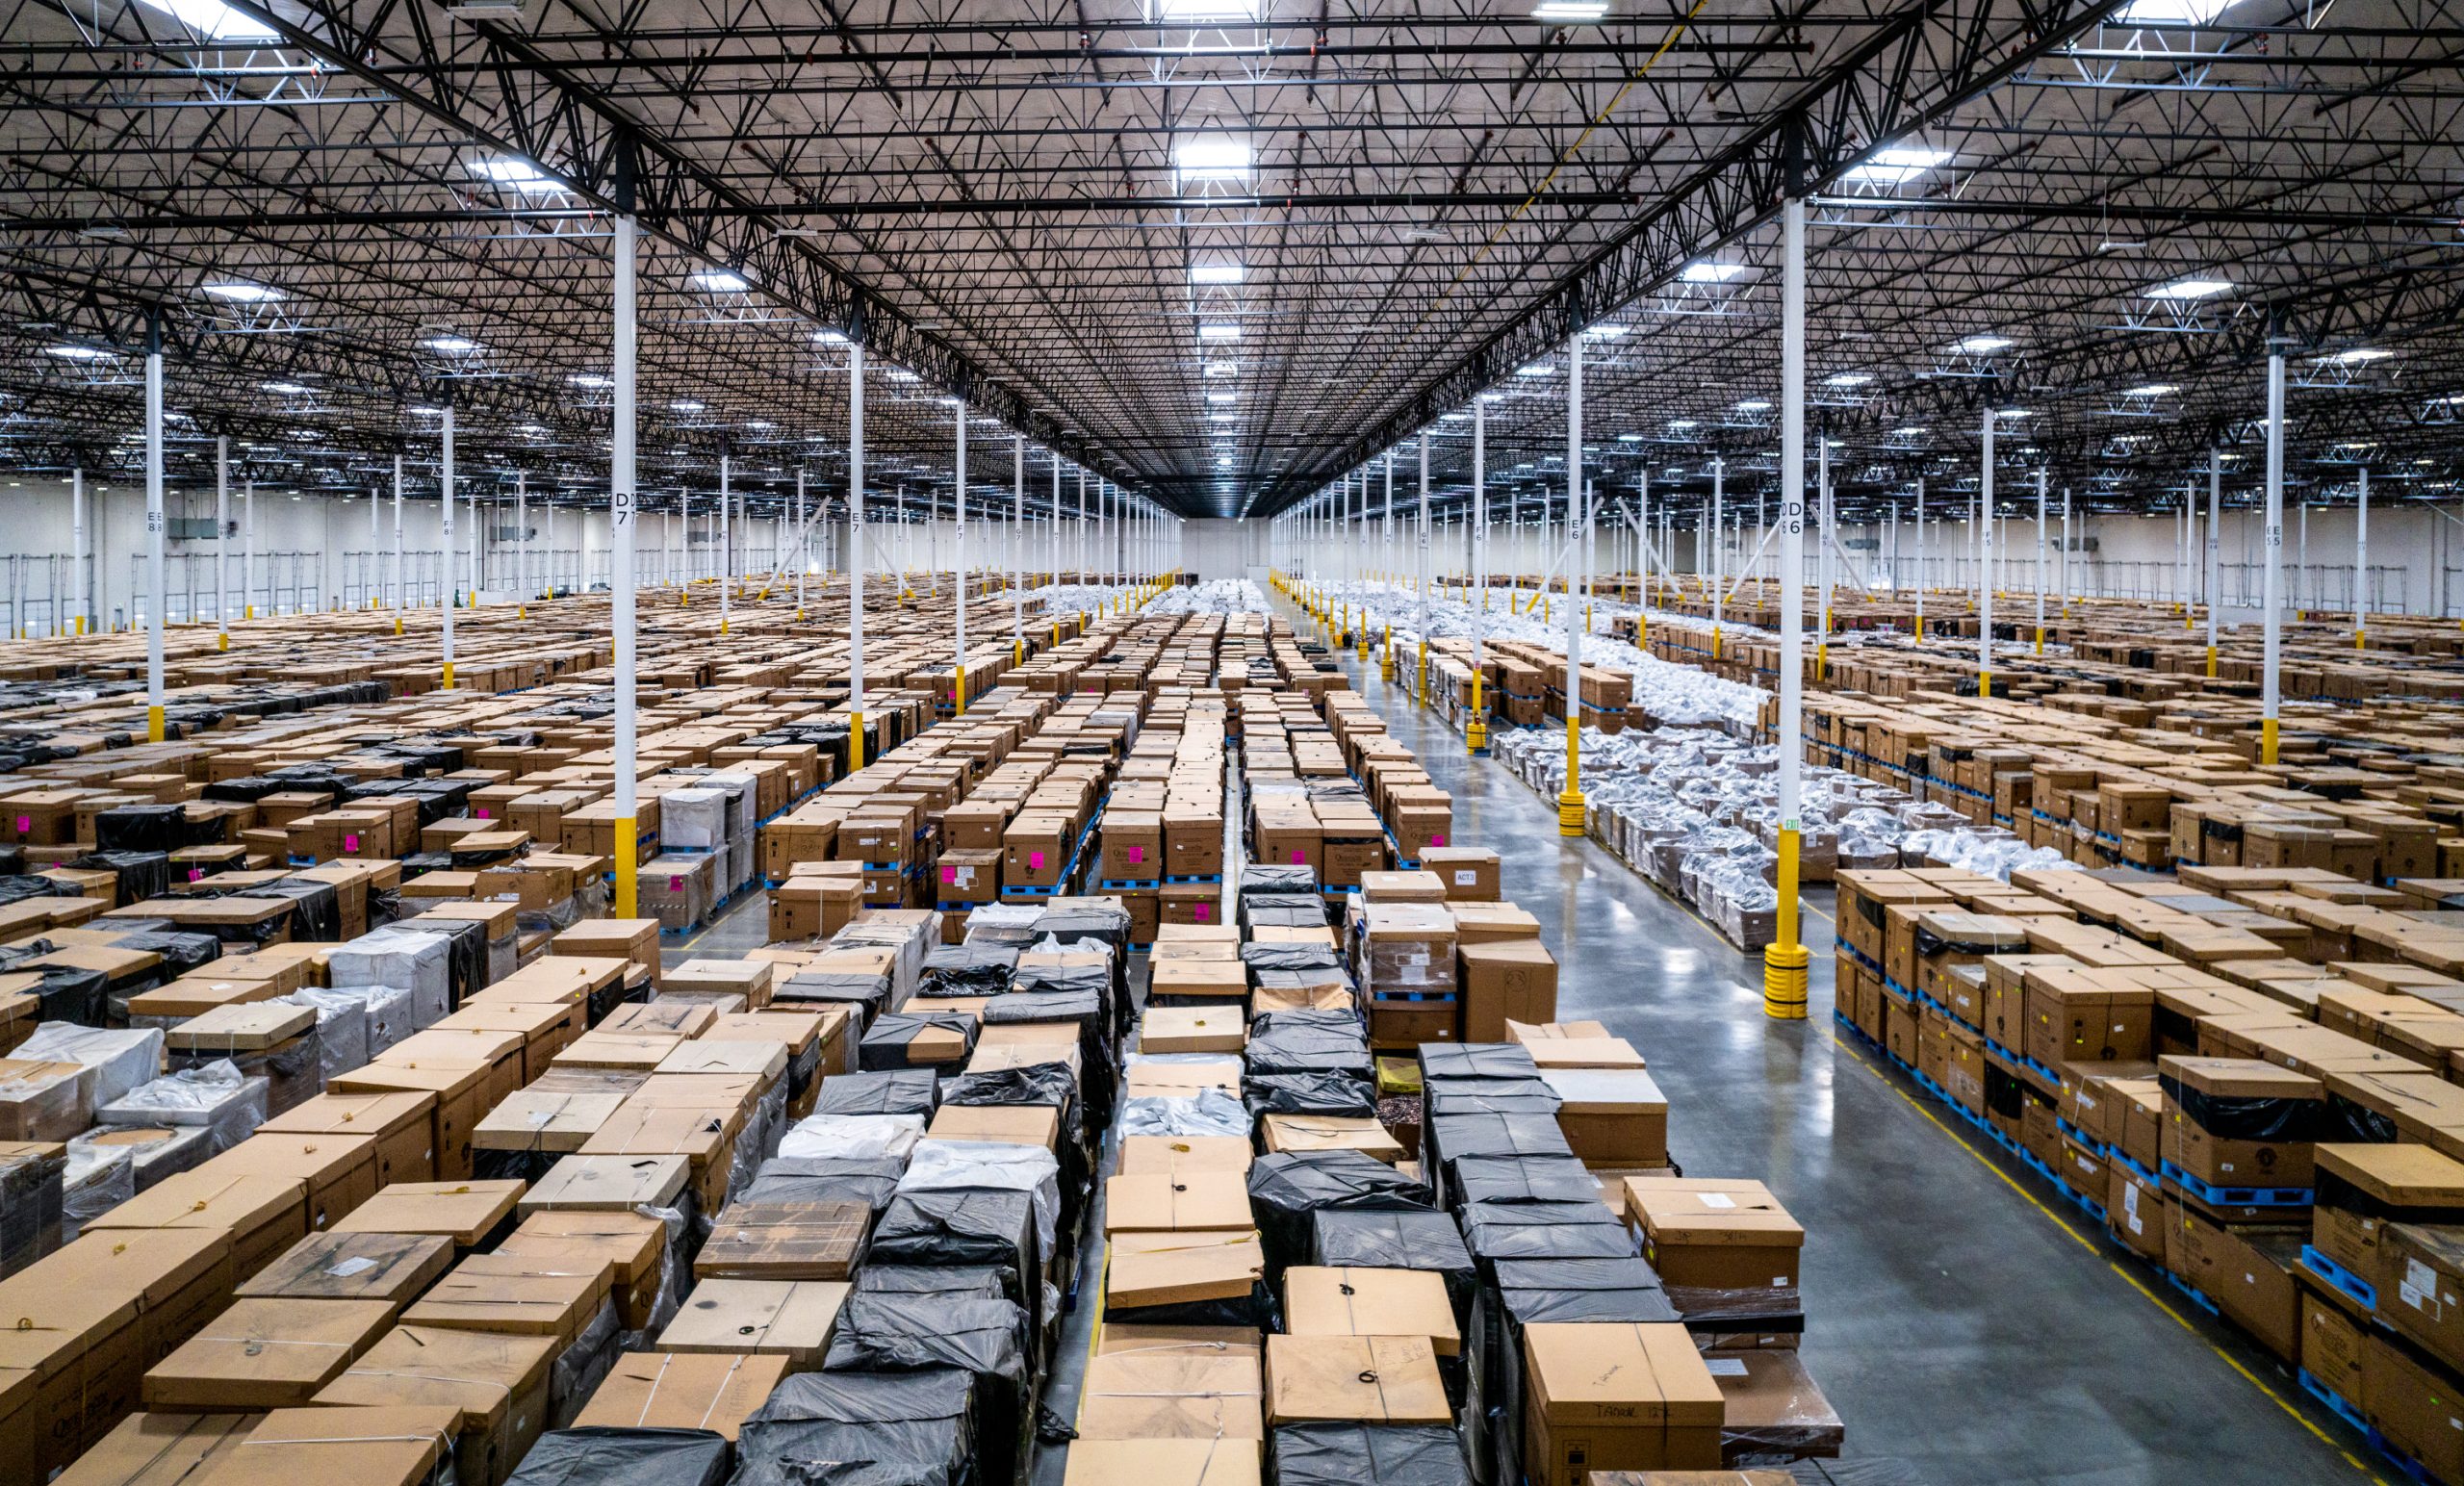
[1703,1348,1844,1463]
[1459,940,1558,1042]
[1142,1004,1246,1055]
[2158,1056,2321,1190]
[574,1351,788,1439]
[189,1405,463,1486]
[84,1170,304,1286]
[2312,1144,2464,1299]
[331,1180,523,1248]
[496,1211,666,1331]
[1280,1267,1460,1356]
[1118,1136,1252,1177]
[926,1102,1060,1151]
[235,1231,453,1311]
[401,1249,614,1343]
[1107,1229,1264,1310]
[2366,1330,2464,1485]
[1540,1067,1668,1167]
[656,1277,851,1369]
[1521,1321,1725,1484]
[1259,1114,1403,1165]
[1263,1333,1450,1425]
[54,1410,259,1486]
[1104,1170,1254,1234]
[2166,1198,2303,1361]
[2302,1291,2368,1411]
[1074,1351,1262,1441]
[312,1332,552,1486]
[1622,1178,1804,1296]
[1060,1439,1262,1486]
[141,1296,395,1409]
[260,1089,439,1191]
[694,1201,870,1281]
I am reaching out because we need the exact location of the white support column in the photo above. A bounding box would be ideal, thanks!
[144,312,166,742]
[1768,192,1810,1016]
[516,472,528,614]
[1414,432,1429,704]
[794,471,808,618]
[1558,329,1584,835]
[609,215,642,914]
[391,457,405,631]
[1467,396,1490,753]
[2205,452,2220,676]
[2263,346,2285,765]
[2034,469,2047,654]
[718,452,732,633]
[2356,467,2371,646]
[2061,487,2071,618]
[1011,435,1024,661]
[441,403,456,689]
[70,468,87,636]
[367,473,379,614]
[1913,478,1925,640]
[215,435,229,647]
[244,476,256,620]
[953,401,968,714]
[1979,407,1995,697]
[1709,457,1725,657]
[848,342,869,770]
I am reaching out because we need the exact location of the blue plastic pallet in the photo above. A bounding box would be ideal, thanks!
[1097,879,1161,891]
[2161,1161,2313,1209]
[1165,873,1224,884]
[2055,1116,2106,1159]
[2298,1371,2370,1433]
[2167,1271,2222,1318]
[2299,1244,2378,1311]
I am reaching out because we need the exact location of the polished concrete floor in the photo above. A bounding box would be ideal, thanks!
[673,630,2384,1485]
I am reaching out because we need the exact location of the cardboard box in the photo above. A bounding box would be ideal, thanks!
[141,1296,395,1409]
[574,1350,789,1440]
[1103,1170,1254,1234]
[694,1201,870,1281]
[401,1249,614,1343]
[1280,1266,1460,1356]
[1107,1228,1263,1311]
[190,1406,463,1486]
[1419,846,1500,901]
[1075,1350,1262,1441]
[234,1231,454,1311]
[1459,940,1558,1042]
[1623,1178,1803,1296]
[2159,1056,2321,1190]
[1263,1334,1450,1424]
[655,1277,850,1369]
[1520,1321,1724,1483]
[1060,1440,1261,1486]
[311,1333,552,1486]
[1540,1067,1668,1167]
[54,1410,259,1486]
[331,1180,523,1247]
[1141,1004,1245,1055]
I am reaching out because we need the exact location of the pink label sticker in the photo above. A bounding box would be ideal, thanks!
[1430,833,1448,847]
[1289,848,1304,863]
[941,865,957,884]
[1194,903,1212,921]
[1029,851,1046,871]
[668,875,683,891]
[476,807,491,819]
[1126,846,1143,863]
[12,815,26,833]
[186,867,202,883]
[343,833,361,853]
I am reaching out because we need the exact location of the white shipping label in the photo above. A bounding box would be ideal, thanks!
[1454,870,1477,886]
[325,1256,379,1278]
[2404,1258,2436,1312]
[1705,1359,1748,1376]
[1697,1192,1735,1209]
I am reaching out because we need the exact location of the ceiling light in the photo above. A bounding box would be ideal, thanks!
[887,369,919,382]
[1516,363,1553,377]
[1845,146,1952,186]
[1204,362,1238,377]
[1616,433,1643,443]
[2146,276,2233,300]
[1206,392,1236,404]
[1197,323,1242,342]
[1530,0,1610,20]
[1893,426,1928,437]
[569,372,611,389]
[202,281,282,303]
[1952,334,2013,355]
[1679,262,1748,284]
[1824,372,1873,388]
[261,380,308,395]
[690,269,751,292]
[1156,0,1263,19]
[1583,322,1630,339]
[2124,383,2178,397]
[43,345,113,361]
[470,156,554,189]
[1191,262,1245,286]
[1208,412,1236,422]
[671,399,706,413]
[135,0,277,41]
[811,329,850,346]
[1667,419,1698,430]
[1174,136,1252,187]
[424,335,480,354]
[1733,399,1772,413]
[2118,0,2238,22]
[519,423,549,436]
[2328,347,2393,365]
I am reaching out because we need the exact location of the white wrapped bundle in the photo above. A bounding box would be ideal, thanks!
[325,928,452,1024]
[16,1024,164,1109]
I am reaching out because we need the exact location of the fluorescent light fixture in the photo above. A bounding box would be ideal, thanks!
[201,280,281,303]
[471,156,554,189]
[2329,347,2393,365]
[1616,432,1644,443]
[2146,275,2233,300]
[1442,412,1470,422]
[746,420,774,430]
[43,345,113,361]
[423,334,480,354]
[1679,261,1748,284]
[670,399,706,412]
[261,380,309,395]
[1191,262,1245,285]
[811,329,850,346]
[1174,136,1251,187]
[1516,362,1553,377]
[690,269,751,292]
[1208,412,1236,422]
[887,369,919,382]
[1952,334,2013,355]
[569,372,612,389]
[1824,372,1874,388]
[1667,419,1698,430]
[1845,145,1952,185]
[1206,392,1237,404]
[2124,383,2178,397]
[518,423,548,436]
[409,405,444,416]
[134,0,277,41]
[1583,322,1630,339]
[1197,323,1242,342]
[1204,361,1238,377]
[1156,0,1261,20]
[2118,0,2238,23]
[1892,425,1928,436]
[1530,0,1609,20]
[1733,399,1773,413]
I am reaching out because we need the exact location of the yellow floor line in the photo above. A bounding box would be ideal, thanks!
[1833,1034,2392,1485]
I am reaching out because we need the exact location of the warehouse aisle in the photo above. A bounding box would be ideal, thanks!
[1324,639,2376,1486]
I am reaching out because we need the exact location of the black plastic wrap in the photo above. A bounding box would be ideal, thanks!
[1246,1149,1433,1282]
[1240,942,1345,975]
[1242,1071,1376,1119]
[1032,902,1130,950]
[1102,1279,1280,1333]
[942,1063,1076,1111]
[821,1293,1032,1486]
[817,1069,940,1118]
[0,843,27,877]
[918,943,1018,999]
[1425,1113,1575,1208]
[1310,1207,1479,1324]
[868,1189,1041,1333]
[397,911,489,1007]
[95,805,185,855]
[257,877,345,941]
[981,986,1116,1122]
[775,970,893,1022]
[503,1427,730,1486]
[74,851,169,907]
[1271,1423,1472,1486]
[1419,1044,1539,1082]
[31,962,107,1025]
[732,1367,980,1486]
[859,1011,978,1071]
[854,1264,1009,1299]
[1457,1201,1638,1271]
[1422,1076,1561,1119]
[1463,1257,1682,1486]
[1239,865,1319,899]
[1249,1007,1365,1037]
[1785,1460,1940,1485]
[1450,1154,1604,1209]
[1244,1023,1373,1080]
[1240,891,1332,931]
[2158,1075,2323,1142]
[742,1156,908,1213]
